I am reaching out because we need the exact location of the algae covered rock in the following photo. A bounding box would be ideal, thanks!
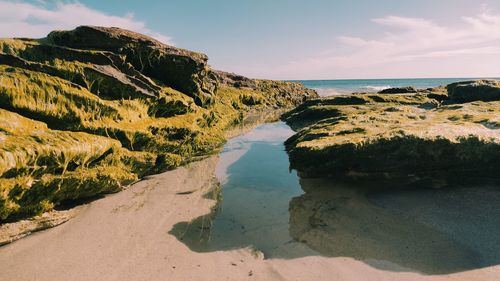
[0,109,143,219]
[447,80,500,102]
[214,70,317,106]
[0,26,314,221]
[282,93,438,129]
[47,26,217,106]
[283,89,500,183]
[214,70,257,89]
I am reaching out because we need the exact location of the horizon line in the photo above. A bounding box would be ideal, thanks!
[285,76,500,82]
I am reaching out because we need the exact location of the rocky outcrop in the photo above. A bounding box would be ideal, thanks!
[0,26,315,221]
[447,80,500,102]
[213,70,257,89]
[46,26,217,106]
[282,93,439,130]
[283,85,500,183]
[214,70,317,106]
[378,86,417,94]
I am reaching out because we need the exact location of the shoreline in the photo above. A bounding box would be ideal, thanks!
[0,109,285,247]
[0,164,498,281]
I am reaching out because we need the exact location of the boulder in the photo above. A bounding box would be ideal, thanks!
[447,80,500,102]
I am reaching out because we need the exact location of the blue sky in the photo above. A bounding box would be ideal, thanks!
[1,0,500,79]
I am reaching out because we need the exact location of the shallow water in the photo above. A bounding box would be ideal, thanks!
[170,121,500,274]
[170,122,317,258]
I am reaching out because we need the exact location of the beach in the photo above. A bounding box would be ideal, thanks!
[1,124,499,281]
[0,19,499,281]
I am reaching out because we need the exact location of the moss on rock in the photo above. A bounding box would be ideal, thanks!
[0,26,316,221]
[283,88,500,183]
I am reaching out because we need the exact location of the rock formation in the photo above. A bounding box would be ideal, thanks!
[283,82,500,184]
[0,26,316,221]
[447,80,500,102]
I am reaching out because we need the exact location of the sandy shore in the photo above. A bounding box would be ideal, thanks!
[0,156,499,281]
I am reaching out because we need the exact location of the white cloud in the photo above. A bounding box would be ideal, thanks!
[372,16,437,30]
[264,8,500,79]
[0,1,172,44]
[339,12,500,66]
[337,36,370,47]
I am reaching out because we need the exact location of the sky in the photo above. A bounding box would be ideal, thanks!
[1,0,500,80]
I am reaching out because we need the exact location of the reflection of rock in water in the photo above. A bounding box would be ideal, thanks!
[289,178,484,274]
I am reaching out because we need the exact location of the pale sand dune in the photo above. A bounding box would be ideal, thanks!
[0,157,498,281]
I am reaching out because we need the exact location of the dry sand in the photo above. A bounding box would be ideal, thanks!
[0,156,499,281]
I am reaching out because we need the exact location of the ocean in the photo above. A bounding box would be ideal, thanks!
[293,78,499,97]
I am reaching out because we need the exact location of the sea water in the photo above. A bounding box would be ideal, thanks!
[294,78,499,96]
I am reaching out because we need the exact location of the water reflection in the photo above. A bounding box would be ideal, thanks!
[170,122,315,258]
[170,122,500,274]
[290,178,500,274]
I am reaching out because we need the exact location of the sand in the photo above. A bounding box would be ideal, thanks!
[0,156,499,281]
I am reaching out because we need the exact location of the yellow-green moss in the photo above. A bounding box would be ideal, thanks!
[284,93,500,181]
[0,32,313,220]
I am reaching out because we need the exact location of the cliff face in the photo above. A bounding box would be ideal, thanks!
[0,26,316,220]
[283,86,500,185]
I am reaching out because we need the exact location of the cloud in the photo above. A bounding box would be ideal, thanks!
[265,8,500,79]
[372,16,437,30]
[335,12,500,67]
[0,1,172,44]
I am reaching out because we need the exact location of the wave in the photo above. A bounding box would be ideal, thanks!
[313,88,351,97]
[312,85,392,96]
[310,85,396,97]
[361,85,392,92]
